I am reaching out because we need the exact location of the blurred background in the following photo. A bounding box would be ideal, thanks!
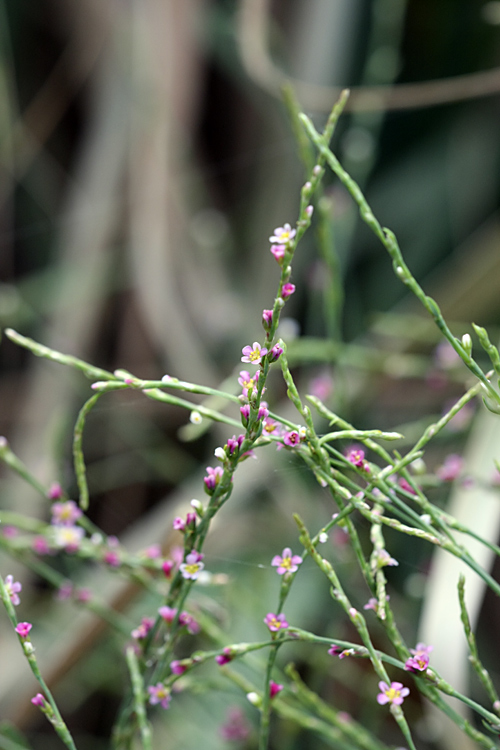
[2,0,500,747]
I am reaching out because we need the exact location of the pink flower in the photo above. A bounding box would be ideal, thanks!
[398,477,416,494]
[262,309,273,329]
[269,344,283,362]
[131,617,155,640]
[170,660,188,675]
[269,680,283,698]
[162,560,175,578]
[148,683,171,709]
[405,643,433,673]
[215,647,233,666]
[173,517,186,531]
[179,551,205,580]
[47,482,64,500]
[264,612,289,632]
[238,370,259,398]
[4,575,21,606]
[227,435,244,455]
[32,536,51,555]
[363,597,378,611]
[308,373,334,401]
[241,342,268,366]
[103,550,120,567]
[76,588,91,603]
[269,223,296,245]
[56,581,73,600]
[179,611,200,634]
[270,244,286,263]
[52,524,84,552]
[283,430,301,447]
[377,681,409,706]
[281,283,296,300]
[271,547,303,575]
[51,500,82,526]
[158,606,177,625]
[220,708,250,742]
[436,454,463,482]
[2,525,18,538]
[143,544,161,558]
[31,693,46,708]
[346,447,366,468]
[239,404,251,426]
[15,622,32,638]
[203,466,223,492]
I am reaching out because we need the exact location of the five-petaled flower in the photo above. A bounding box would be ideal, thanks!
[377,681,409,706]
[4,575,22,606]
[269,223,296,245]
[264,612,289,632]
[148,683,171,709]
[271,547,303,575]
[15,622,32,638]
[241,342,268,366]
[179,551,205,580]
[51,500,82,526]
[283,430,301,447]
[405,642,433,673]
[346,447,367,468]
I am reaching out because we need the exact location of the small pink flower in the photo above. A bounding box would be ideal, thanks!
[103,550,120,567]
[284,430,302,447]
[47,482,64,500]
[15,621,32,638]
[405,643,433,673]
[51,500,82,526]
[159,606,178,625]
[52,524,84,552]
[309,373,334,401]
[346,447,366,468]
[269,680,283,698]
[204,466,223,492]
[281,283,296,300]
[215,647,233,666]
[143,544,161,558]
[398,477,416,494]
[170,660,188,675]
[240,404,251,426]
[269,223,296,245]
[264,612,289,632]
[57,581,73,600]
[4,575,22,606]
[270,244,286,263]
[2,525,18,539]
[227,435,244,455]
[238,370,259,398]
[179,551,205,580]
[131,617,155,640]
[173,517,186,532]
[262,309,273,329]
[148,683,171,709]
[32,536,51,555]
[31,693,46,707]
[363,597,378,611]
[162,560,175,578]
[76,588,91,603]
[377,681,409,706]
[220,708,251,742]
[269,344,283,362]
[436,454,463,482]
[179,611,200,634]
[241,342,268,366]
[271,547,303,575]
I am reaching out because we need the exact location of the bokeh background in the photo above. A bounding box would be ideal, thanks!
[2,0,500,747]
